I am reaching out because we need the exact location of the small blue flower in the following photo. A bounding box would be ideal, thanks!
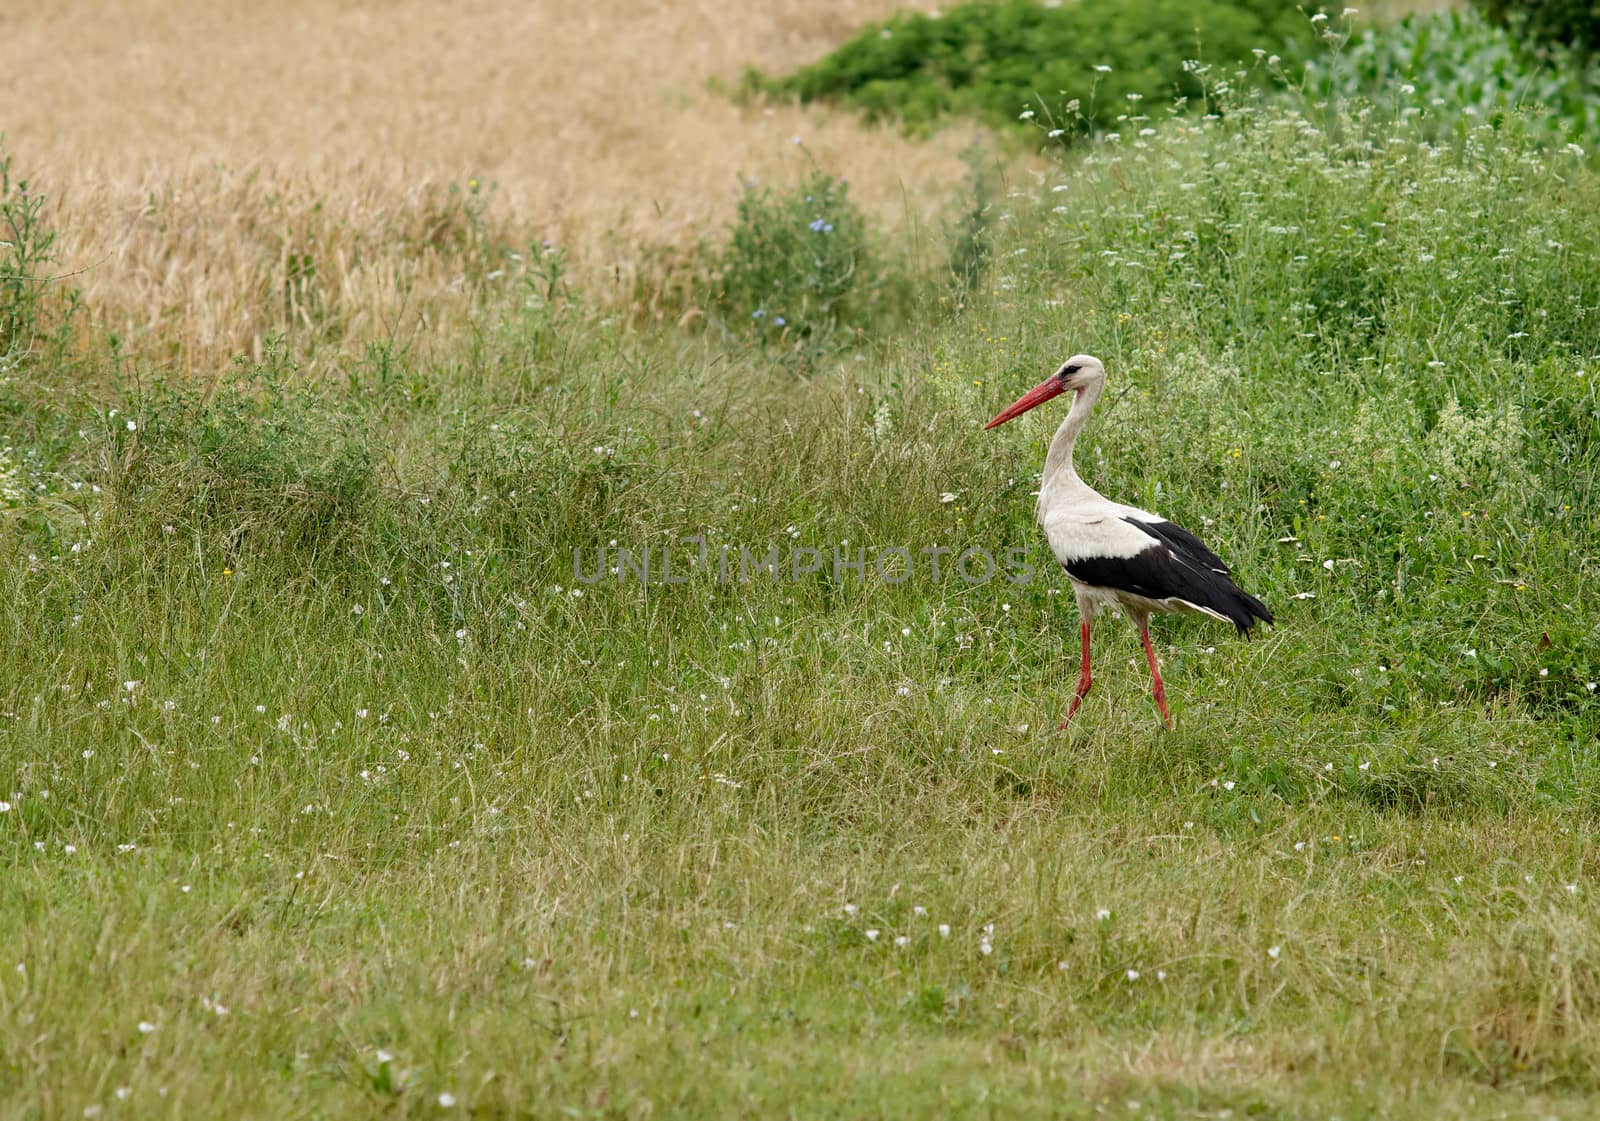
[824,223,834,233]
[752,309,765,318]
[809,218,826,232]
[774,316,787,326]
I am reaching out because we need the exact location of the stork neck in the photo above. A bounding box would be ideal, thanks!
[1042,379,1103,488]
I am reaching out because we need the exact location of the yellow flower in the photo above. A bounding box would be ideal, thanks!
[223,567,234,576]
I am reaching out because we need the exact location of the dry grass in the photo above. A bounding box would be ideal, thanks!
[4,0,991,369]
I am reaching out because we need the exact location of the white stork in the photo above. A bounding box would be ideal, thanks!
[985,354,1271,729]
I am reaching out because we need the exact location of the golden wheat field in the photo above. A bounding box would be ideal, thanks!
[4,0,992,369]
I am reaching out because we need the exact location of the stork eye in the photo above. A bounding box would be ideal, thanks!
[1062,364,1081,377]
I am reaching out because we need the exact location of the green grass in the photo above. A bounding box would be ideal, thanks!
[4,90,1600,1118]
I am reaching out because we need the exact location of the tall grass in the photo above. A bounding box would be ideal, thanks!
[4,64,1600,1121]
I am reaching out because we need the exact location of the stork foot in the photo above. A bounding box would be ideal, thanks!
[1059,670,1092,729]
[1150,679,1174,731]
[1060,698,1086,728]
[1060,621,1093,730]
[1140,626,1174,731]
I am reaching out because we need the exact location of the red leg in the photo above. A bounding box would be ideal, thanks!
[1060,621,1093,728]
[1140,625,1174,730]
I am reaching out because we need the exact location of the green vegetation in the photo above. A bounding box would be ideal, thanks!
[708,162,884,359]
[6,52,1600,1121]
[755,0,1600,146]
[1476,0,1600,54]
[752,0,1318,135]
[1,147,77,363]
[1308,7,1600,141]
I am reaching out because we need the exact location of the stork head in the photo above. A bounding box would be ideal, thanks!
[984,354,1105,429]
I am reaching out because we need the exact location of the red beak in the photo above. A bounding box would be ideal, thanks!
[984,375,1066,429]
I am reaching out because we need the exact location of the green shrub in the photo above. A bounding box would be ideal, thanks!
[755,0,1318,136]
[1304,8,1600,141]
[709,165,877,352]
[111,344,375,555]
[1,146,78,361]
[1475,0,1600,55]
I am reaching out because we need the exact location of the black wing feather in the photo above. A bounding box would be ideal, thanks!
[1138,519,1231,575]
[1061,519,1273,636]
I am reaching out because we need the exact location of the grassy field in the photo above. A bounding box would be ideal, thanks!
[6,8,1600,1119]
